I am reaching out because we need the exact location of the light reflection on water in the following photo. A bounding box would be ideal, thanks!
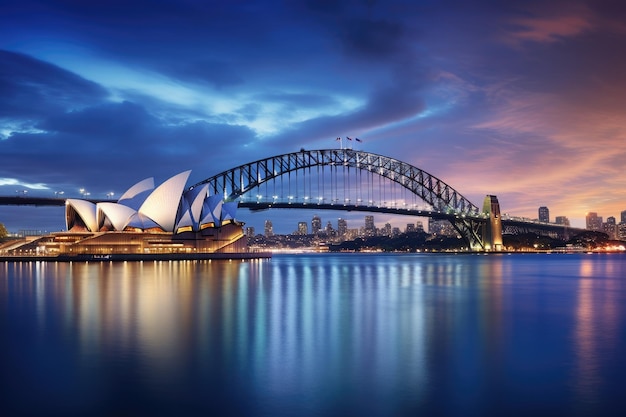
[1,253,626,416]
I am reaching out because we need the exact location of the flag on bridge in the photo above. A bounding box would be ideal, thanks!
[336,137,341,141]
[346,137,353,141]
[355,137,362,142]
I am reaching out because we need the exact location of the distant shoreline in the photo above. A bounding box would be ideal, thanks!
[0,252,272,262]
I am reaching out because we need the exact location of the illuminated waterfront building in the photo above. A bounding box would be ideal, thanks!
[3,171,248,256]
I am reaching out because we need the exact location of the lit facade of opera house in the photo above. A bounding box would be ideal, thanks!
[3,171,251,258]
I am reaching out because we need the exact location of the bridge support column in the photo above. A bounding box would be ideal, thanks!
[453,218,486,251]
[482,195,503,251]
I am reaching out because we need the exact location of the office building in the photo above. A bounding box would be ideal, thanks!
[264,220,274,237]
[586,212,602,231]
[603,217,617,239]
[364,215,376,237]
[538,206,549,223]
[337,218,348,236]
[311,215,322,235]
[555,216,570,226]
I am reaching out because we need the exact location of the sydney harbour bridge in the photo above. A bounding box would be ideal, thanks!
[0,148,580,251]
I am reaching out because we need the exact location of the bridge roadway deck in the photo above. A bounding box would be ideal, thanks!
[0,196,584,236]
[240,201,471,221]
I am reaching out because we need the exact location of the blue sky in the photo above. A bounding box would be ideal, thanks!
[1,0,626,233]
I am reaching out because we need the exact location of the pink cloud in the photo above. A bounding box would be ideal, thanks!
[509,14,592,43]
[444,83,626,227]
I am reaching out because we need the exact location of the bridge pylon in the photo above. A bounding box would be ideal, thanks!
[481,195,503,251]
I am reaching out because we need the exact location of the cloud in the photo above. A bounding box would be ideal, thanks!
[0,47,260,197]
[0,178,49,190]
[162,59,245,89]
[0,99,258,194]
[0,50,107,118]
[258,81,426,155]
[507,13,593,44]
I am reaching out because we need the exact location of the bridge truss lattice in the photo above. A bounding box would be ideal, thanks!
[191,149,487,249]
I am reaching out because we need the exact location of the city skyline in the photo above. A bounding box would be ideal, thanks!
[256,208,625,238]
[2,1,626,232]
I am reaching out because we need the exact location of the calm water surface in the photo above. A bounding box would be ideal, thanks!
[1,253,626,416]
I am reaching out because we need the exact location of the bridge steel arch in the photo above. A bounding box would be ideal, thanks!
[191,149,488,249]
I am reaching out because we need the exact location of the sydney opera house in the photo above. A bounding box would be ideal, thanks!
[2,171,258,259]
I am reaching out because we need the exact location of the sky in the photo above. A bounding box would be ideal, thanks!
[1,0,626,234]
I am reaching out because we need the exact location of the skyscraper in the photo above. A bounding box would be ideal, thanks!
[297,222,308,235]
[621,210,626,224]
[364,215,375,236]
[586,212,602,231]
[604,217,617,239]
[337,218,348,236]
[264,220,274,237]
[538,206,550,223]
[325,221,334,236]
[311,215,322,235]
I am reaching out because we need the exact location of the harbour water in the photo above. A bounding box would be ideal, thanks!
[1,253,625,416]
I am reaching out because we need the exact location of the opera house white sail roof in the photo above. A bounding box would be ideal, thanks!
[65,171,238,233]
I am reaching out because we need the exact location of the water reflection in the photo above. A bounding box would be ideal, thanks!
[1,254,625,416]
[574,257,623,412]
